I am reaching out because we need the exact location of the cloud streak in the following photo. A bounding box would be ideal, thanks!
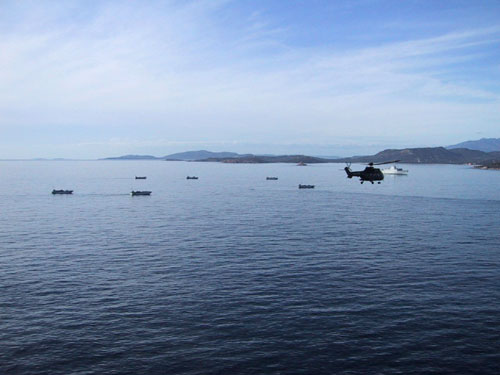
[0,0,499,158]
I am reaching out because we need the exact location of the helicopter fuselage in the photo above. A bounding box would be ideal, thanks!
[344,166,384,184]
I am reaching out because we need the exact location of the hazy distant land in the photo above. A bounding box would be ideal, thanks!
[474,160,500,170]
[102,150,243,161]
[101,138,500,168]
[447,138,500,153]
[10,138,497,167]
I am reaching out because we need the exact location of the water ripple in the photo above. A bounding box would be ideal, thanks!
[1,162,500,374]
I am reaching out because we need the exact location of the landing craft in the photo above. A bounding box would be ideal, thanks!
[344,160,400,184]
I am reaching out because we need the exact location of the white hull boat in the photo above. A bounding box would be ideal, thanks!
[382,165,408,175]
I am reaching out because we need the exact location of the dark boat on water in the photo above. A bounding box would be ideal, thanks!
[52,189,73,194]
[298,184,315,189]
[266,177,278,180]
[131,191,152,196]
[135,176,147,179]
[186,176,199,180]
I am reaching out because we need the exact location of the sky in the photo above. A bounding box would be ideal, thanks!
[1,0,499,158]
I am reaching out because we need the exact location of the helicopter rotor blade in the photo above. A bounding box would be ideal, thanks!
[367,160,401,166]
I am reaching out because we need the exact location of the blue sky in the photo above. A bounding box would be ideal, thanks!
[1,0,499,158]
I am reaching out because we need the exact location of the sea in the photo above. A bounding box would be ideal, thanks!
[1,161,499,374]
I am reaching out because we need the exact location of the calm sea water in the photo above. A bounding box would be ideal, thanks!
[1,161,499,374]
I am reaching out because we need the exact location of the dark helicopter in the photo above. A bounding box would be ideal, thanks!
[344,160,400,184]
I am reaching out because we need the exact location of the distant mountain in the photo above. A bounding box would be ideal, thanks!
[100,146,500,165]
[198,154,333,163]
[102,150,247,160]
[332,147,500,164]
[102,155,160,160]
[447,138,500,152]
[164,150,241,160]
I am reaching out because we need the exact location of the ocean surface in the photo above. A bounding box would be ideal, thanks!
[1,161,499,374]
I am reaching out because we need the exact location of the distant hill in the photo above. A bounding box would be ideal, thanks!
[102,150,247,161]
[164,150,241,160]
[476,151,500,169]
[100,146,500,165]
[198,154,333,163]
[477,160,500,169]
[447,138,500,152]
[332,147,500,164]
[102,154,160,160]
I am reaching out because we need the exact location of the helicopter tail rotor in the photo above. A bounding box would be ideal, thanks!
[344,164,353,178]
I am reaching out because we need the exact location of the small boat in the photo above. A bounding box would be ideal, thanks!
[382,165,408,175]
[298,184,315,189]
[186,176,199,180]
[135,176,147,179]
[266,177,278,180]
[131,191,152,196]
[297,162,307,166]
[52,189,73,194]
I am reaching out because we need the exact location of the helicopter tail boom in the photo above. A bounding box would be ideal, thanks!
[344,166,362,178]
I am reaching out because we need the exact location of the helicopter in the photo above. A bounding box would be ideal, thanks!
[344,160,400,184]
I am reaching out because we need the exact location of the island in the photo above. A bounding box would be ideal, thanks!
[100,138,500,168]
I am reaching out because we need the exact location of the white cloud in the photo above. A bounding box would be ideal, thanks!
[0,0,499,158]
